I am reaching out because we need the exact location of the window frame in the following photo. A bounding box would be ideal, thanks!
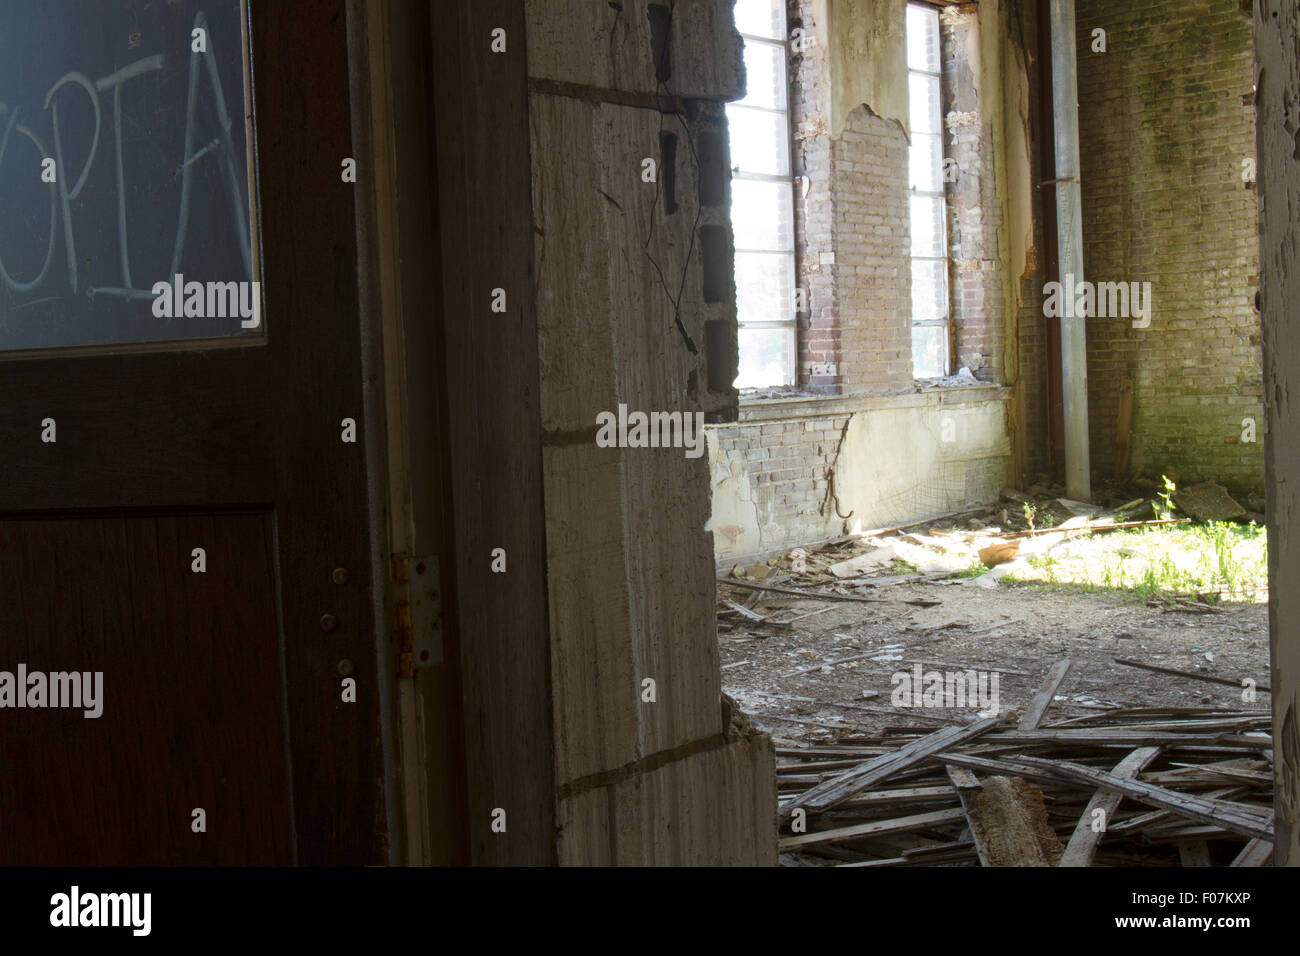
[907,1,952,380]
[728,5,798,390]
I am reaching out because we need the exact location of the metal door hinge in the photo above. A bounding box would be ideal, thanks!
[393,554,443,677]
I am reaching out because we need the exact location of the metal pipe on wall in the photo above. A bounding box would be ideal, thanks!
[1050,0,1091,501]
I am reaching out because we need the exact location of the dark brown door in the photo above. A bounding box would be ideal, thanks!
[0,0,387,865]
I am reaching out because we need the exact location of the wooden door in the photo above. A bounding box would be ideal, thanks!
[0,0,388,865]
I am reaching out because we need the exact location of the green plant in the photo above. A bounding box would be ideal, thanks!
[1022,501,1037,532]
[1157,474,1177,520]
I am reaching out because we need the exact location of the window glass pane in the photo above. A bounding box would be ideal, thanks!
[725,105,790,176]
[911,259,949,323]
[908,73,942,135]
[735,251,795,325]
[731,179,794,252]
[909,133,943,192]
[736,325,794,388]
[0,0,258,352]
[906,4,941,73]
[912,324,948,379]
[738,39,787,111]
[910,195,946,258]
[734,0,785,40]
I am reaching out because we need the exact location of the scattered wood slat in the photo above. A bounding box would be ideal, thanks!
[778,807,967,851]
[718,577,885,604]
[783,717,1001,818]
[1020,659,1074,730]
[1230,830,1274,867]
[1112,657,1270,694]
[1011,755,1274,841]
[1058,746,1161,868]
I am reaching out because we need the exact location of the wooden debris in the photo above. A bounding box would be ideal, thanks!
[779,807,966,851]
[1113,657,1270,693]
[717,577,885,604]
[1019,659,1074,730]
[782,717,1001,818]
[1058,746,1160,867]
[775,711,1274,867]
[1230,831,1274,866]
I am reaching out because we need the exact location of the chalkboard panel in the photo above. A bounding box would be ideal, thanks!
[0,0,257,351]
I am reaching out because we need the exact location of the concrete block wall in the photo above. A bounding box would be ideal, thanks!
[1074,0,1262,494]
[525,0,776,866]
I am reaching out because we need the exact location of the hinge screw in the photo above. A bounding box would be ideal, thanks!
[332,567,350,585]
[338,659,355,676]
[320,613,338,632]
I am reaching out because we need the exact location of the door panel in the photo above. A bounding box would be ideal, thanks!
[0,0,388,865]
[0,512,291,865]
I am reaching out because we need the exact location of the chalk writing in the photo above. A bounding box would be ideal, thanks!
[0,1,255,350]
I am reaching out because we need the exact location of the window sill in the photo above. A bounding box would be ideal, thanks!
[732,381,1012,423]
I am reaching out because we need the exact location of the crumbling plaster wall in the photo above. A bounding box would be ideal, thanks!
[709,387,1013,562]
[1255,0,1300,866]
[525,0,776,866]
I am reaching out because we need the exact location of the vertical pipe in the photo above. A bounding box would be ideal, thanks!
[1050,0,1091,501]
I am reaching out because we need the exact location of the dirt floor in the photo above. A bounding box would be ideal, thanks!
[719,563,1269,744]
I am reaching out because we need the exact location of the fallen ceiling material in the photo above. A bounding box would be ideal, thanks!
[777,704,1274,867]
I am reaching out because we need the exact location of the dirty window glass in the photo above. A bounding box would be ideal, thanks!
[0,0,259,352]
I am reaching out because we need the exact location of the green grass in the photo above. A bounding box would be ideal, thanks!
[1002,521,1267,602]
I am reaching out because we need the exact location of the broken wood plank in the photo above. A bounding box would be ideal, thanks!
[1000,516,1189,540]
[946,766,993,867]
[1011,755,1274,841]
[783,717,1001,818]
[856,507,992,537]
[719,598,767,622]
[1019,659,1074,730]
[1058,746,1161,868]
[779,807,966,850]
[955,773,1064,866]
[1112,657,1270,693]
[1230,830,1274,867]
[717,577,885,604]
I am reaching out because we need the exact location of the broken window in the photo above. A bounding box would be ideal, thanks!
[907,1,950,379]
[727,0,796,389]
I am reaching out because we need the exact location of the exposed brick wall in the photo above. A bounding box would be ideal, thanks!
[710,414,846,555]
[830,106,914,393]
[1074,0,1262,495]
[789,0,912,395]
